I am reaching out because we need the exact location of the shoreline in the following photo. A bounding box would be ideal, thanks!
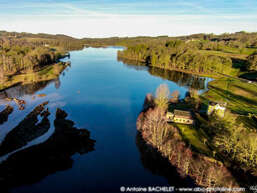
[137,92,257,190]
[117,55,222,79]
[0,61,70,92]
[136,105,239,189]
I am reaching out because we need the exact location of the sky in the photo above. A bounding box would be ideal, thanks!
[0,0,257,38]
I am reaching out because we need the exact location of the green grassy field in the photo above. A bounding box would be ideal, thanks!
[174,123,212,155]
[199,50,248,60]
[201,77,257,114]
[168,74,257,163]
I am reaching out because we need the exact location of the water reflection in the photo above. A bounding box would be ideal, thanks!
[0,48,214,192]
[0,106,95,190]
[0,79,56,100]
[0,102,50,156]
[118,57,210,91]
[0,105,13,125]
[148,68,207,90]
[0,60,70,101]
[136,132,196,189]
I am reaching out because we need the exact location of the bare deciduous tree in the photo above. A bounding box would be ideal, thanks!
[142,108,168,148]
[155,84,170,110]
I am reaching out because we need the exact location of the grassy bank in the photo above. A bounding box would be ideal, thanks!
[0,62,69,91]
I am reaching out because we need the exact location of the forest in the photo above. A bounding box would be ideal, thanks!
[2,31,257,78]
[117,32,257,77]
[0,31,85,80]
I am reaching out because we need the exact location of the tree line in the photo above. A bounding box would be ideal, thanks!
[117,32,257,76]
[1,30,256,78]
[0,38,62,76]
[118,40,234,75]
[0,32,86,79]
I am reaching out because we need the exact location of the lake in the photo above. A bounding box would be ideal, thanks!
[0,47,211,193]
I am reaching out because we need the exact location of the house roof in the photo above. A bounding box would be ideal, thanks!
[174,110,192,119]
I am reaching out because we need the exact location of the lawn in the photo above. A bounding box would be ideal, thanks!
[174,123,212,156]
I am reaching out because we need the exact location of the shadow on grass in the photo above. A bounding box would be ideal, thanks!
[239,71,257,81]
[236,116,257,130]
[173,123,212,157]
[233,84,257,97]
[231,58,247,71]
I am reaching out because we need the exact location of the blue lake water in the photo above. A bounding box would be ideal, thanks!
[0,47,211,193]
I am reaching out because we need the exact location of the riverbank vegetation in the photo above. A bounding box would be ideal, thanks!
[0,31,81,90]
[0,62,69,91]
[137,86,238,188]
[137,84,257,190]
[117,32,257,78]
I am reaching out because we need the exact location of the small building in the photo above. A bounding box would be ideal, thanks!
[207,101,227,118]
[166,110,194,125]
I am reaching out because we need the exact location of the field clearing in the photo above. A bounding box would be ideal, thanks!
[199,50,248,60]
[201,77,257,114]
